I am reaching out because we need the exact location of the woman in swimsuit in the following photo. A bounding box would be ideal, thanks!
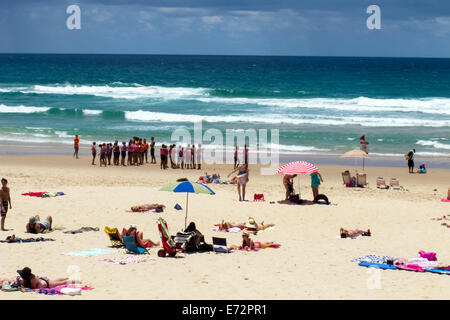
[310,172,323,200]
[228,164,249,201]
[91,142,97,165]
[240,232,279,250]
[16,267,76,289]
[218,220,247,231]
[121,225,160,248]
[246,217,275,231]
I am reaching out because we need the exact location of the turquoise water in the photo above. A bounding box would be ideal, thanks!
[0,54,449,157]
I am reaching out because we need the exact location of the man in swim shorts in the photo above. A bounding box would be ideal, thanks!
[26,215,53,234]
[0,178,12,231]
[407,148,415,173]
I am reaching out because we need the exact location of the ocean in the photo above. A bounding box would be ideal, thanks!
[0,54,449,159]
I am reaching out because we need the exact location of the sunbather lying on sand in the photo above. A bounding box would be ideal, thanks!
[15,267,79,289]
[247,217,275,231]
[131,204,165,212]
[340,228,371,238]
[218,220,247,231]
[26,215,52,234]
[240,232,279,250]
[121,224,160,248]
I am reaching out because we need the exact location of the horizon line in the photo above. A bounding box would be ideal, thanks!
[1,52,450,59]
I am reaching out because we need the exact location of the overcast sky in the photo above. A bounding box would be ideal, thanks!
[1,0,450,57]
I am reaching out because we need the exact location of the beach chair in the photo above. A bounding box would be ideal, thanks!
[389,178,403,190]
[157,217,186,257]
[342,171,351,185]
[104,226,124,247]
[122,235,149,255]
[212,237,232,253]
[356,173,367,188]
[376,177,388,189]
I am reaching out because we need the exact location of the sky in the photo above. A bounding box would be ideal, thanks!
[1,0,450,57]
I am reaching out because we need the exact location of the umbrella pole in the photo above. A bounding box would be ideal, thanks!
[185,193,189,229]
[363,158,365,171]
[298,176,301,200]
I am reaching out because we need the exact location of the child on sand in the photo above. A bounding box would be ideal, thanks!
[0,178,12,231]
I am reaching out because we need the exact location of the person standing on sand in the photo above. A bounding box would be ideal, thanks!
[406,148,416,173]
[234,146,239,169]
[73,135,79,159]
[310,172,323,201]
[91,142,97,165]
[143,138,149,163]
[150,137,156,164]
[244,144,249,165]
[196,144,202,170]
[0,178,12,231]
[228,164,249,201]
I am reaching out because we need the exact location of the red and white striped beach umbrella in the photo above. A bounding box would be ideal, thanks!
[275,161,319,175]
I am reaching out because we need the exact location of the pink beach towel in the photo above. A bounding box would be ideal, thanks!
[396,264,425,272]
[441,199,450,202]
[419,250,437,261]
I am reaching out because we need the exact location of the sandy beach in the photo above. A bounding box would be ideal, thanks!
[0,155,449,300]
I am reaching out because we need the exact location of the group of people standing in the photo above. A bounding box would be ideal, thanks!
[88,136,157,167]
[159,144,202,170]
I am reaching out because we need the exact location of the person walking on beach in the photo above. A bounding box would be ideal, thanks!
[150,137,156,164]
[91,142,97,165]
[0,178,12,231]
[310,172,323,201]
[406,148,416,173]
[73,135,79,159]
[228,164,249,201]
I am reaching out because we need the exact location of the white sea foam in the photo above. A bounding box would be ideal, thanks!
[82,109,103,115]
[124,110,450,127]
[416,140,450,150]
[0,104,50,113]
[21,84,208,100]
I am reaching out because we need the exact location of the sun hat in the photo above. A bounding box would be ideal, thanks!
[17,267,35,280]
[130,224,137,229]
[248,217,257,227]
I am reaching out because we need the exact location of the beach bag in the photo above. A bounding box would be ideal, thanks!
[253,194,265,202]
[314,194,330,205]
[289,194,300,203]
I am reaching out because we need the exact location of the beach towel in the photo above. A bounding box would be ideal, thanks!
[441,199,450,202]
[358,262,397,270]
[63,227,99,234]
[1,236,55,243]
[425,268,450,275]
[31,285,93,296]
[64,248,115,256]
[213,225,243,233]
[337,235,362,239]
[352,255,394,264]
[102,255,155,265]
[22,192,65,198]
[125,209,156,213]
[396,264,425,272]
[418,250,437,261]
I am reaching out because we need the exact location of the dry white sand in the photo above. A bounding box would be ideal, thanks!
[0,155,449,299]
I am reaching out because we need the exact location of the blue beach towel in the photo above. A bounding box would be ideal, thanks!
[425,268,450,275]
[64,248,115,256]
[358,262,397,270]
